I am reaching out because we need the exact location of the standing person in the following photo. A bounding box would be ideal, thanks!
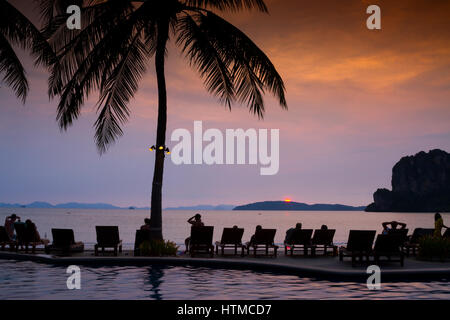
[185,214,205,252]
[4,214,20,239]
[434,213,448,237]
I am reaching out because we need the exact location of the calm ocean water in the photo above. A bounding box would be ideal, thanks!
[0,208,448,249]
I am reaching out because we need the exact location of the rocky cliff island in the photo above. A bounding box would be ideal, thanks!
[366,149,450,212]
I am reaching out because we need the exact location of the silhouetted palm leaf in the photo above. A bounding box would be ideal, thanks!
[0,0,56,102]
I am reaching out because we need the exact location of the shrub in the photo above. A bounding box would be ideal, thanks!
[418,236,450,261]
[139,239,179,257]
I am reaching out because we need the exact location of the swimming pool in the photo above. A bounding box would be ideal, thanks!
[0,260,449,299]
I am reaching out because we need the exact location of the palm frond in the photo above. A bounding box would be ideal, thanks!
[177,13,235,108]
[0,0,57,102]
[54,8,147,130]
[179,9,286,118]
[47,0,156,154]
[0,1,57,66]
[0,33,28,102]
[183,0,268,13]
[46,0,134,96]
[95,32,149,153]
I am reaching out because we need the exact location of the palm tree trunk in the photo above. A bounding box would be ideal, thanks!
[150,20,169,241]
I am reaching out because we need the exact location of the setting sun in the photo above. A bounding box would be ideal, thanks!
[284,198,292,203]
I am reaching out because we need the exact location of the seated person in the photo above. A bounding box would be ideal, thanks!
[140,218,152,231]
[284,223,302,244]
[320,224,328,230]
[247,225,262,248]
[434,213,448,237]
[185,214,205,252]
[381,220,406,235]
[25,219,49,245]
[4,214,20,239]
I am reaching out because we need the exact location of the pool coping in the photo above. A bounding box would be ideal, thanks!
[1,251,449,281]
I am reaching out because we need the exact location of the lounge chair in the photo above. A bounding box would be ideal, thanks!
[387,228,408,240]
[14,222,46,253]
[134,229,151,256]
[215,227,245,256]
[44,229,84,254]
[386,228,408,250]
[311,229,337,256]
[94,226,122,256]
[339,230,376,267]
[403,228,434,257]
[189,226,214,257]
[0,226,15,251]
[247,228,278,257]
[372,234,405,266]
[284,229,313,256]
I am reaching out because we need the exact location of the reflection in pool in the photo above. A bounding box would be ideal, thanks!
[0,260,449,299]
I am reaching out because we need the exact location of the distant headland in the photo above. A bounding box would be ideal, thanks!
[366,149,450,212]
[0,202,149,210]
[233,201,366,211]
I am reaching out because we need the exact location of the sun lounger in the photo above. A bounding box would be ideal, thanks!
[247,228,278,257]
[284,229,313,256]
[372,234,405,266]
[215,227,245,256]
[339,230,376,267]
[386,228,408,251]
[403,228,434,257]
[189,226,214,257]
[0,226,15,251]
[311,229,337,256]
[134,229,152,256]
[14,222,46,253]
[387,228,408,241]
[44,229,84,254]
[95,226,123,256]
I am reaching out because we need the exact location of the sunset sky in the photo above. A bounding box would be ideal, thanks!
[1,0,450,208]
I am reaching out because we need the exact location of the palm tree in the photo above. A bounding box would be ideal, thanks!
[41,0,287,240]
[0,0,55,102]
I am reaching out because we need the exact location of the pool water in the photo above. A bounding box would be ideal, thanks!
[0,260,449,300]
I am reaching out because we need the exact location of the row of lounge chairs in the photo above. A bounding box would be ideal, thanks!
[187,226,449,267]
[0,225,116,255]
[0,224,51,253]
[1,224,447,265]
[185,227,337,258]
[339,230,405,267]
[339,228,450,266]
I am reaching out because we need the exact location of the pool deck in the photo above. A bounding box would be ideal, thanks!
[1,250,449,281]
